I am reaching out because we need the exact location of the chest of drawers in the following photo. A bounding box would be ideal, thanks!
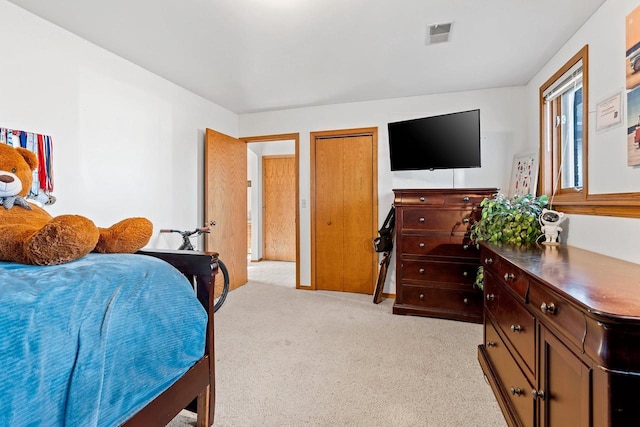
[479,242,640,426]
[392,188,497,323]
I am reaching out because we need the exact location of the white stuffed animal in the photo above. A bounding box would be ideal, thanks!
[539,208,566,245]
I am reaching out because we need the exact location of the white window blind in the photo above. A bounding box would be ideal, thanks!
[543,60,583,102]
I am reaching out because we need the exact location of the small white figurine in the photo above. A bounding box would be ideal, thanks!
[539,208,566,245]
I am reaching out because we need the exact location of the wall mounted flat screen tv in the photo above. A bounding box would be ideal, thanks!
[388,109,481,171]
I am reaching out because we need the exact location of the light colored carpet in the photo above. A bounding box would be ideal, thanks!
[169,261,506,426]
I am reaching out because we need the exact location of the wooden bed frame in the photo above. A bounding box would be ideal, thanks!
[123,249,218,427]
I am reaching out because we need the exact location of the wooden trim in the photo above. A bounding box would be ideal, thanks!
[240,133,299,143]
[310,135,318,291]
[539,45,640,218]
[552,192,640,218]
[539,45,589,204]
[240,133,301,289]
[311,127,378,139]
[310,127,378,294]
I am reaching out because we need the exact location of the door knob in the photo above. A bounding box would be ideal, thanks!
[327,221,332,225]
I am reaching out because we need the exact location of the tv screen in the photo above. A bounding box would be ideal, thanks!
[388,109,481,171]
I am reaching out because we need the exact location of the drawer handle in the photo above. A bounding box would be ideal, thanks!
[486,341,496,347]
[510,387,522,396]
[486,294,495,301]
[419,268,426,274]
[463,196,470,202]
[504,273,515,281]
[462,271,468,277]
[510,324,522,333]
[419,242,425,248]
[419,293,425,300]
[463,298,469,304]
[532,389,546,401]
[463,244,469,250]
[540,302,557,315]
[484,257,493,265]
[418,217,425,223]
[462,218,470,224]
[419,196,425,202]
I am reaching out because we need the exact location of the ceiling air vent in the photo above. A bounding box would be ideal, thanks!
[425,22,452,45]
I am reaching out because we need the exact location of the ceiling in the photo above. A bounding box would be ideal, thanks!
[7,0,606,114]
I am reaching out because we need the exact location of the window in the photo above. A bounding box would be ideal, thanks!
[539,45,640,218]
[540,46,587,205]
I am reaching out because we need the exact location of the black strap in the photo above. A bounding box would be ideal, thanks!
[379,206,395,234]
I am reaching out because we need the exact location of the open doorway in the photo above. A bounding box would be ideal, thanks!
[242,133,300,289]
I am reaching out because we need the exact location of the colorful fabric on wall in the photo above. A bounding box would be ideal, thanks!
[0,127,55,205]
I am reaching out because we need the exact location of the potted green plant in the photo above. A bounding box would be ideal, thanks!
[469,193,549,289]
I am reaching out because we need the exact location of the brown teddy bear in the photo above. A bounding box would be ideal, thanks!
[0,143,152,265]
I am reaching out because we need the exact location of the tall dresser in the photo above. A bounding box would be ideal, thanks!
[392,188,497,323]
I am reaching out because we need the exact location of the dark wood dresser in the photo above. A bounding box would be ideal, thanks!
[392,188,497,323]
[479,242,640,427]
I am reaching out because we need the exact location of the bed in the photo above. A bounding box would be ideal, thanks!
[0,249,217,427]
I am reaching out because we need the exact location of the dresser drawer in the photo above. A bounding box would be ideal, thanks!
[529,280,586,351]
[484,318,535,425]
[401,259,478,284]
[401,284,483,313]
[401,234,478,258]
[402,208,475,232]
[484,271,536,376]
[442,193,489,207]
[481,247,529,302]
[397,192,444,206]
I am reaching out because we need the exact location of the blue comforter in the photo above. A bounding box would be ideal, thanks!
[0,253,207,427]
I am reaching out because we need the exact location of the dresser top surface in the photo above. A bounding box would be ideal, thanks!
[482,242,640,321]
[393,188,498,194]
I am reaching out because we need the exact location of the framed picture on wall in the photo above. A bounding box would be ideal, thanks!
[596,90,623,133]
[509,153,538,197]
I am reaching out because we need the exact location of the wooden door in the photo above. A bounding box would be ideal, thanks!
[312,130,377,294]
[538,326,591,427]
[205,128,248,290]
[342,135,375,294]
[315,137,345,292]
[262,155,296,261]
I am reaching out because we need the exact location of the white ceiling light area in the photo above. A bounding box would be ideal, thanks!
[6,0,607,114]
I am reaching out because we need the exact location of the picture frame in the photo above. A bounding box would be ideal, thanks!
[596,90,623,133]
[509,153,538,197]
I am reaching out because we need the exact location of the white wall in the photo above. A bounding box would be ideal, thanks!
[240,87,527,290]
[524,0,640,264]
[0,1,237,252]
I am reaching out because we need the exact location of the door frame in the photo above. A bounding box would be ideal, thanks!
[310,127,378,292]
[240,133,301,289]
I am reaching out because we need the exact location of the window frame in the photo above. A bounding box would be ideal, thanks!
[539,46,588,206]
[539,45,640,218]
